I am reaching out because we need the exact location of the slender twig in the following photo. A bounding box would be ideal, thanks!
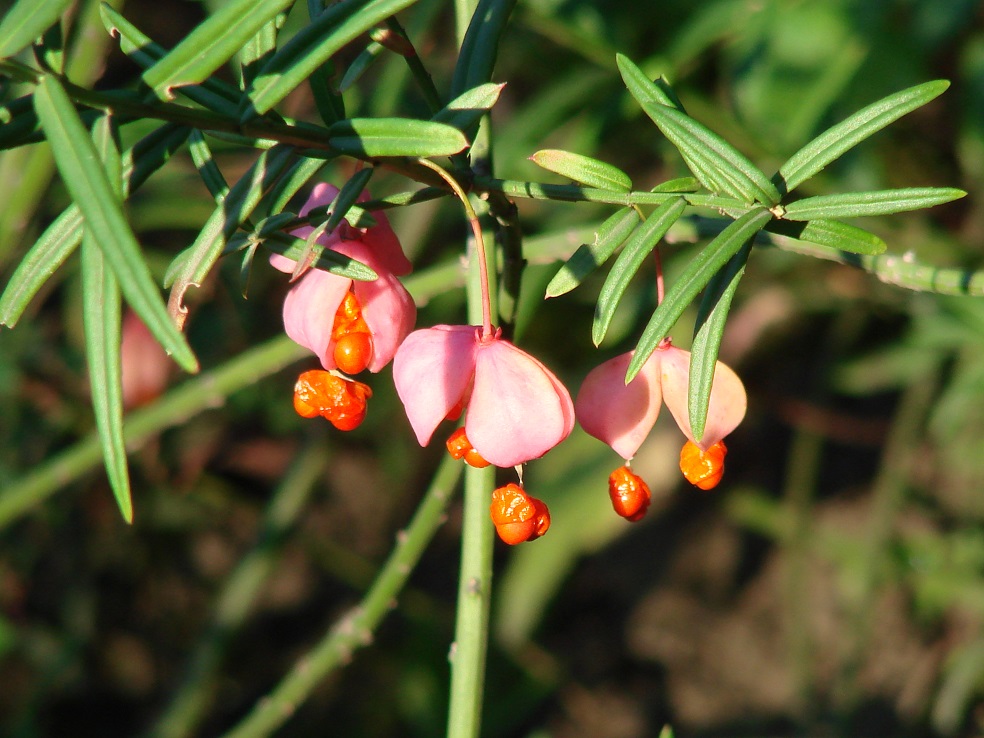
[218,456,463,738]
[415,157,494,337]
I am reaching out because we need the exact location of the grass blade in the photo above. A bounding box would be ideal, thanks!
[592,198,687,345]
[775,80,950,195]
[34,76,198,372]
[627,207,771,382]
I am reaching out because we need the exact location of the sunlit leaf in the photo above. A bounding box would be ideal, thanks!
[243,0,420,119]
[689,240,751,442]
[0,0,73,59]
[775,80,950,195]
[33,77,198,372]
[627,207,771,382]
[545,208,640,298]
[530,149,632,192]
[142,0,295,100]
[782,187,966,220]
[432,82,505,132]
[592,198,687,346]
[766,218,886,255]
[326,118,468,157]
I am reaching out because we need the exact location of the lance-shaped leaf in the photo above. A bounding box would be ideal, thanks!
[616,53,684,112]
[326,118,468,157]
[592,198,687,345]
[775,80,950,195]
[188,130,230,203]
[33,77,197,372]
[262,234,378,280]
[243,0,420,119]
[0,0,74,59]
[450,0,517,96]
[782,187,966,221]
[627,207,771,382]
[165,144,295,326]
[141,0,295,100]
[766,218,886,255]
[432,82,505,132]
[637,103,781,206]
[101,4,241,116]
[82,116,132,523]
[0,124,190,327]
[545,208,640,298]
[530,149,632,192]
[689,240,752,443]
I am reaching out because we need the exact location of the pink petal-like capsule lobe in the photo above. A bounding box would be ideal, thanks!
[575,351,662,460]
[658,344,747,449]
[281,267,350,368]
[465,337,575,468]
[120,311,171,409]
[392,326,479,446]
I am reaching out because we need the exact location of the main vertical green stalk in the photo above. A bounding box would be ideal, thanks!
[446,33,499,733]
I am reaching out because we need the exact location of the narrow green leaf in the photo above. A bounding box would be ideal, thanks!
[0,0,73,59]
[83,114,132,523]
[530,149,632,192]
[776,80,950,195]
[766,218,886,255]
[450,0,517,96]
[142,0,295,100]
[0,124,190,327]
[243,0,420,119]
[689,240,751,442]
[326,118,468,157]
[338,41,385,93]
[782,187,966,221]
[263,233,378,280]
[636,102,781,206]
[33,77,198,372]
[239,9,286,88]
[653,176,699,193]
[264,155,331,215]
[0,95,41,150]
[592,198,687,345]
[101,4,242,116]
[615,53,683,111]
[627,207,771,382]
[188,130,231,203]
[325,168,374,233]
[432,82,505,132]
[165,144,295,324]
[545,208,640,298]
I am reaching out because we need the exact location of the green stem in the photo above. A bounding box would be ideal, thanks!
[446,464,495,738]
[147,440,328,738]
[218,455,463,738]
[0,335,306,529]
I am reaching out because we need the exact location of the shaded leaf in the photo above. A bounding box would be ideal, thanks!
[592,198,687,345]
[530,149,632,192]
[775,80,950,195]
[327,118,468,157]
[627,207,771,382]
[545,208,640,298]
[33,77,197,372]
[450,0,517,96]
[782,187,966,221]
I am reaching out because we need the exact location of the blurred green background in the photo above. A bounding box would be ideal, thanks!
[0,0,982,736]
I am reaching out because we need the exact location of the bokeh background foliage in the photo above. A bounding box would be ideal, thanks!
[0,0,982,736]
